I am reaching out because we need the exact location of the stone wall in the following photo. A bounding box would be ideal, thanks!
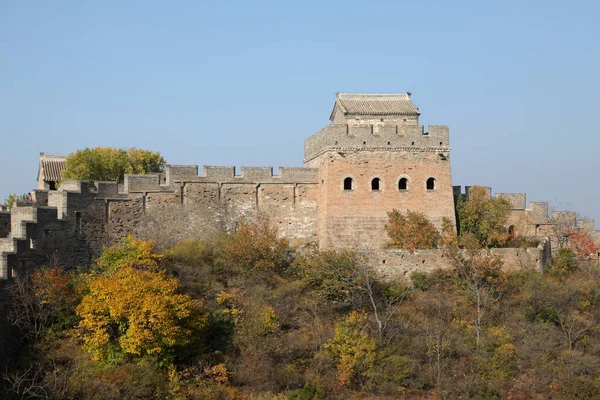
[367,238,552,283]
[304,124,450,164]
[307,145,455,250]
[0,213,9,239]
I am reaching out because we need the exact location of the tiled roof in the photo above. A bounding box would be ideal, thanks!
[332,93,420,117]
[39,153,66,182]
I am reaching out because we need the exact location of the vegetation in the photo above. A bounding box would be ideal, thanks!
[456,185,512,248]
[385,210,439,250]
[4,225,600,398]
[62,147,166,183]
[2,186,600,398]
[3,193,29,210]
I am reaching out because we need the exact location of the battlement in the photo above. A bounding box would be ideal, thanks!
[304,124,450,163]
[112,165,319,193]
[455,185,600,250]
[189,165,319,184]
[496,193,526,210]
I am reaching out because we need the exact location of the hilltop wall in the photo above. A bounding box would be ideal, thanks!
[368,237,552,283]
[454,186,600,252]
[0,164,320,278]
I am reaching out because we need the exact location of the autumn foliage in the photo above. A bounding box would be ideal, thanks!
[565,229,600,260]
[214,219,291,273]
[385,210,439,251]
[95,235,163,274]
[456,185,511,248]
[77,266,197,362]
[62,146,166,183]
[8,219,600,399]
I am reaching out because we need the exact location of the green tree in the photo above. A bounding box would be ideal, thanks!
[385,210,439,251]
[4,193,29,210]
[62,147,166,183]
[456,186,511,248]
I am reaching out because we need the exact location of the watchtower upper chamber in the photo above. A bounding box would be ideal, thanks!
[304,93,456,250]
[329,93,421,125]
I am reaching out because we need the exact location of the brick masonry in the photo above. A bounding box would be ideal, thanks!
[1,93,597,279]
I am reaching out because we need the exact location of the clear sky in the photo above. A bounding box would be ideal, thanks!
[1,1,599,223]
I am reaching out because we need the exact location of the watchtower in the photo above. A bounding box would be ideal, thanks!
[304,93,456,249]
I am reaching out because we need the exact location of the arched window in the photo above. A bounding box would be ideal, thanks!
[344,177,353,190]
[398,178,408,190]
[426,177,436,190]
[371,178,381,191]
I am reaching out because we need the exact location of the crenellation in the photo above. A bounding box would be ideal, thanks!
[202,166,236,180]
[4,91,597,281]
[399,125,424,136]
[59,181,90,193]
[123,174,162,193]
[578,219,596,232]
[278,167,318,182]
[551,211,577,228]
[240,167,274,180]
[95,181,120,197]
[496,193,526,210]
[373,124,397,135]
[166,165,199,183]
[350,124,372,136]
[33,190,48,206]
[528,202,549,224]
[0,213,10,239]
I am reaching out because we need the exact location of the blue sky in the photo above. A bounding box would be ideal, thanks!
[1,1,599,223]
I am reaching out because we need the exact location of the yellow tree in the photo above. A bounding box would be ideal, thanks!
[95,235,163,274]
[76,266,197,362]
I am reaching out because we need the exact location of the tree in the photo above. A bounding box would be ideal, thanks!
[95,235,163,274]
[385,210,439,251]
[214,219,291,274]
[293,249,362,307]
[323,311,377,387]
[456,186,511,248]
[126,147,167,175]
[10,266,79,340]
[62,147,166,183]
[76,266,198,362]
[565,229,600,261]
[446,237,507,348]
[4,193,29,211]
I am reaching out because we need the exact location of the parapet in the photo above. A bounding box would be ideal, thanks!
[123,174,162,192]
[94,181,120,197]
[190,165,319,184]
[578,219,596,232]
[166,165,199,182]
[59,181,91,193]
[496,193,526,210]
[551,211,577,228]
[529,202,549,224]
[303,123,450,163]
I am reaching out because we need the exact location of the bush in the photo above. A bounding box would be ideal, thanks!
[385,210,439,251]
[287,380,325,400]
[550,248,579,276]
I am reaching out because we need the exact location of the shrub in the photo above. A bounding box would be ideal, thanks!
[385,210,439,251]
